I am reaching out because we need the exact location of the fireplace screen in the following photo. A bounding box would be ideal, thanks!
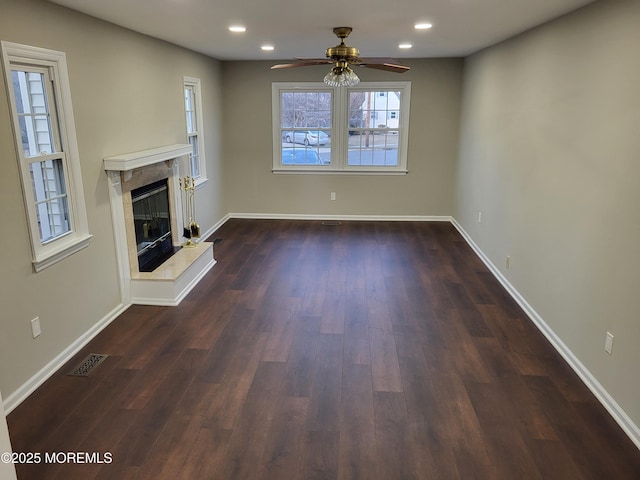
[131,179,178,272]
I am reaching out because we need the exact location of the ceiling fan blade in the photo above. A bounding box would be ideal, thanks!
[362,63,411,73]
[293,57,333,64]
[356,57,403,64]
[271,62,329,70]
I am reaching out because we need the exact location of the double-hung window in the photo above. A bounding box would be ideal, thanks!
[2,42,91,272]
[183,76,206,183]
[272,81,411,174]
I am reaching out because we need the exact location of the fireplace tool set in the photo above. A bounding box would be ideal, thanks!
[179,176,200,247]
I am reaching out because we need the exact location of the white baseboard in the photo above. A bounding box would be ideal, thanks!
[199,213,230,242]
[229,212,451,222]
[450,217,640,451]
[3,302,129,415]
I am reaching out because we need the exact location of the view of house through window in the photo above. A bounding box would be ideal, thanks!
[273,82,410,173]
[12,68,71,243]
[348,89,402,167]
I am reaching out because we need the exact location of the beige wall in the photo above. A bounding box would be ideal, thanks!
[222,58,462,217]
[455,0,640,428]
[0,0,224,401]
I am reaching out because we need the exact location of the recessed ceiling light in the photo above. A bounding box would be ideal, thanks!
[229,25,246,33]
[261,45,275,51]
[399,43,412,49]
[415,23,433,30]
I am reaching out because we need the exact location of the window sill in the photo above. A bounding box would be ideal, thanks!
[272,168,408,176]
[33,233,92,272]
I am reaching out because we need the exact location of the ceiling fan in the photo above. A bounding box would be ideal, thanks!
[271,27,410,86]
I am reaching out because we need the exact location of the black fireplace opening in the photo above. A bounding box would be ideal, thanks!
[131,179,180,272]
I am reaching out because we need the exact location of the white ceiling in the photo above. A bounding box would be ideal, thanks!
[49,0,595,61]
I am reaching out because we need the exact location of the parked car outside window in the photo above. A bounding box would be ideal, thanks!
[282,130,329,146]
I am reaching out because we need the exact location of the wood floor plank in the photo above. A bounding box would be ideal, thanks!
[258,396,309,480]
[525,438,586,480]
[306,333,343,432]
[394,330,459,479]
[134,414,203,480]
[338,363,377,480]
[344,285,371,366]
[374,391,421,480]
[215,361,287,479]
[202,330,269,430]
[364,239,395,334]
[185,289,240,350]
[262,297,301,362]
[301,430,340,480]
[369,327,403,393]
[430,368,499,478]
[175,426,232,480]
[320,290,345,334]
[283,331,319,397]
[464,379,544,479]
[433,308,492,382]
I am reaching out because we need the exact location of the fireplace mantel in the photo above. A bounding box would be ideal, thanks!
[104,144,191,172]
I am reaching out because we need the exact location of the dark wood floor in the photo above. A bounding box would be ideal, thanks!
[7,219,640,479]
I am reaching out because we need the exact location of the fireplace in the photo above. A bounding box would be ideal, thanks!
[104,144,216,306]
[131,179,179,272]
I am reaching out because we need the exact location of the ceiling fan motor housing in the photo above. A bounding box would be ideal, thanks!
[325,44,360,62]
[326,26,359,62]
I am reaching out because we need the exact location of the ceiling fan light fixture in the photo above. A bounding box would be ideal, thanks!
[324,64,360,87]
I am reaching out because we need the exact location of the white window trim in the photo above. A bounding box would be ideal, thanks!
[272,81,411,175]
[2,41,91,272]
[183,76,207,186]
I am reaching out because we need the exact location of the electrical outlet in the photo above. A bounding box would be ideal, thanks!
[31,317,41,338]
[478,211,482,223]
[330,192,336,201]
[505,256,511,269]
[604,332,614,355]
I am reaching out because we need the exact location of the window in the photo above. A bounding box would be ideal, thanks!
[2,41,91,271]
[272,82,410,174]
[276,88,333,167]
[183,77,206,183]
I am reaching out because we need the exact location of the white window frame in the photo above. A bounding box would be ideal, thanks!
[183,76,207,185]
[272,81,411,175]
[2,41,91,272]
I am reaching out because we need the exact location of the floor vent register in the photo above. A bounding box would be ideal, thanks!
[68,353,109,377]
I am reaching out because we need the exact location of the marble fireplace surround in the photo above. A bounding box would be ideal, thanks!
[104,144,215,306]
